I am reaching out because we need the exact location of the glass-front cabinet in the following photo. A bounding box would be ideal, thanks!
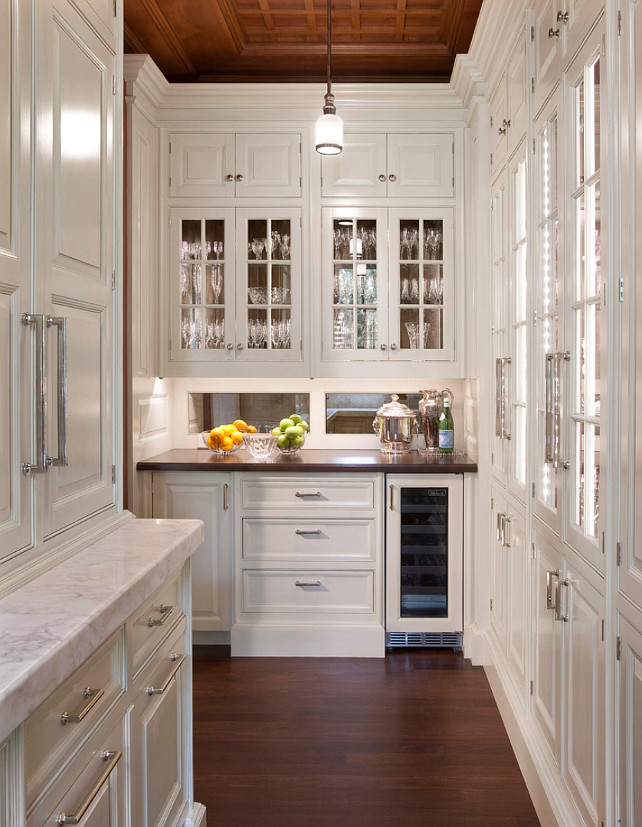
[322,207,454,364]
[169,207,302,366]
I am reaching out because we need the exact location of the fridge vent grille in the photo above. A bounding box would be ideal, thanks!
[386,632,462,650]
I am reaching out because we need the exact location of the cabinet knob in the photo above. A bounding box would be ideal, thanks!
[498,126,507,136]
[548,27,560,38]
[556,10,569,22]
[380,344,387,351]
[378,174,386,182]
[390,343,398,351]
[225,174,234,182]
[236,343,244,350]
[388,174,397,182]
[226,343,234,350]
[236,173,244,182]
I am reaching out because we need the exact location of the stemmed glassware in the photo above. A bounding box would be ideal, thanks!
[213,241,223,259]
[181,318,202,349]
[205,319,225,348]
[248,319,268,348]
[405,321,419,349]
[211,266,222,303]
[424,228,442,260]
[251,238,265,260]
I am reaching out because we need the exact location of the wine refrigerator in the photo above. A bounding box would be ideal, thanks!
[385,474,463,647]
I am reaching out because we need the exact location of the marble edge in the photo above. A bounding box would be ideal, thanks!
[0,518,204,743]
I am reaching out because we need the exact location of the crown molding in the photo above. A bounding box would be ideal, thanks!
[465,0,531,92]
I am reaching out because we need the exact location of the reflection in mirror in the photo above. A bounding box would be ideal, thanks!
[188,393,310,434]
[326,393,422,434]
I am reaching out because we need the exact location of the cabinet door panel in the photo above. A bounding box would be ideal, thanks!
[506,507,528,698]
[387,134,454,198]
[506,34,528,151]
[320,133,387,197]
[533,0,561,113]
[490,82,507,172]
[489,493,508,650]
[618,613,642,827]
[169,133,235,198]
[236,133,301,197]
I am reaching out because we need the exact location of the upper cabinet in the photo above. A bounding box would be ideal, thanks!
[321,133,454,199]
[491,28,528,175]
[168,132,302,199]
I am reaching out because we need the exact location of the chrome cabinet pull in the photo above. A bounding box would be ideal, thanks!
[557,11,569,23]
[498,125,507,136]
[545,351,569,467]
[22,313,47,475]
[495,358,503,437]
[380,343,387,350]
[295,529,322,535]
[295,491,322,498]
[147,603,175,627]
[236,173,244,182]
[223,483,229,511]
[548,26,560,38]
[146,652,185,695]
[496,511,505,542]
[56,750,122,825]
[388,174,396,182]
[378,174,386,182]
[60,687,105,726]
[295,580,322,587]
[554,579,569,622]
[226,343,234,350]
[503,516,511,547]
[236,343,243,350]
[545,569,560,610]
[389,484,395,511]
[225,173,234,182]
[47,316,68,468]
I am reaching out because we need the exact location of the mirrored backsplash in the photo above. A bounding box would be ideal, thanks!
[188,393,310,434]
[326,393,422,434]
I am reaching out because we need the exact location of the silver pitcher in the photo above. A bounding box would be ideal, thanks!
[372,394,416,454]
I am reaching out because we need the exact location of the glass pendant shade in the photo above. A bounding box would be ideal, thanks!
[315,111,343,155]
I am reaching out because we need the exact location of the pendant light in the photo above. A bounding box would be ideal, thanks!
[315,0,343,155]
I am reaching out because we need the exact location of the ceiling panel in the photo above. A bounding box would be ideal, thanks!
[124,0,483,83]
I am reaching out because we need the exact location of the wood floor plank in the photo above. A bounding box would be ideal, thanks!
[193,647,540,826]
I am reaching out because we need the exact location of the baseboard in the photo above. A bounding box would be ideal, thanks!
[183,802,207,827]
[231,624,386,657]
[192,630,230,646]
[484,634,583,827]
[463,622,486,664]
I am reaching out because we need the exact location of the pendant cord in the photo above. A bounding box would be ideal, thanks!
[326,0,332,96]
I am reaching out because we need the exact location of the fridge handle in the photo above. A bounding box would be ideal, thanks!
[21,313,47,475]
[389,484,394,511]
[47,316,68,468]
[545,352,555,464]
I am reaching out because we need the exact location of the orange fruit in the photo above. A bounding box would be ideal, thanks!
[231,431,243,445]
[222,424,236,437]
[246,424,258,433]
[207,435,217,449]
[220,436,234,452]
[233,419,248,432]
[208,429,222,448]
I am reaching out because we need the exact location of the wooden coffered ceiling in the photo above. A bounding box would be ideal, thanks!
[124,0,483,83]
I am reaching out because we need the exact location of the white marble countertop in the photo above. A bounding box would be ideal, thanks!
[0,517,203,744]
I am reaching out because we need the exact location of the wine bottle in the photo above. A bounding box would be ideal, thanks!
[438,398,454,453]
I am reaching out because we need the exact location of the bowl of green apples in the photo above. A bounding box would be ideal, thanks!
[272,413,309,455]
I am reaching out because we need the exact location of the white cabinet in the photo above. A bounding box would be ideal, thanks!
[169,132,302,198]
[232,473,384,657]
[167,207,303,373]
[0,0,121,577]
[531,529,605,825]
[321,207,455,368]
[490,29,528,175]
[489,490,528,704]
[617,610,642,827]
[321,133,454,198]
[385,474,463,637]
[152,473,232,633]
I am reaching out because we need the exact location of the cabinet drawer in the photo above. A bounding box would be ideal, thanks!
[243,518,376,562]
[239,476,376,512]
[129,573,184,678]
[24,628,125,808]
[241,570,375,614]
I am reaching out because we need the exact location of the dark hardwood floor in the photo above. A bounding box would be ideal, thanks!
[193,647,540,826]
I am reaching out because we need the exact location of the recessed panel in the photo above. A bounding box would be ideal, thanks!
[0,0,12,252]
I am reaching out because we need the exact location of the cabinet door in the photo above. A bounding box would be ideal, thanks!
[505,505,528,700]
[236,208,302,362]
[38,0,117,538]
[533,0,562,113]
[490,81,507,175]
[562,554,604,826]
[506,32,528,154]
[387,134,454,198]
[153,473,232,632]
[320,133,387,197]
[0,0,33,563]
[169,208,235,363]
[322,208,388,361]
[531,529,563,765]
[490,171,509,486]
[169,133,235,198]
[617,612,642,827]
[489,492,508,651]
[386,474,463,634]
[235,133,301,198]
[388,209,455,360]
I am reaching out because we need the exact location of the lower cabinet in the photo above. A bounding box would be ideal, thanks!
[18,565,197,827]
[617,606,642,827]
[531,526,605,826]
[152,472,232,634]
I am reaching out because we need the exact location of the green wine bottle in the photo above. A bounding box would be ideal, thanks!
[438,398,454,453]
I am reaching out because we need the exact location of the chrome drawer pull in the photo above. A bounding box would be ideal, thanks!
[146,653,185,696]
[295,580,322,587]
[295,491,322,498]
[56,750,122,825]
[295,529,322,535]
[545,569,559,610]
[147,603,175,627]
[60,687,105,726]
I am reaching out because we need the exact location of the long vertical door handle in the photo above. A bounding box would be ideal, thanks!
[47,316,68,467]
[22,313,47,474]
[554,579,569,622]
[389,484,394,511]
[545,568,559,610]
[223,483,229,510]
[502,357,512,440]
[495,358,502,437]
[545,352,555,464]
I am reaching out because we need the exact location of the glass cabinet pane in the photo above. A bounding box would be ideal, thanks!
[180,217,227,350]
[397,217,444,350]
[399,487,449,619]
[245,217,292,350]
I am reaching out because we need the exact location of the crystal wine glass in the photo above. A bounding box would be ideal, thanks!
[251,238,265,260]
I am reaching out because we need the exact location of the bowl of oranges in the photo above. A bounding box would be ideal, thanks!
[201,419,257,456]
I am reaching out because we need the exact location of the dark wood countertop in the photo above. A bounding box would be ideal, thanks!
[136,449,478,473]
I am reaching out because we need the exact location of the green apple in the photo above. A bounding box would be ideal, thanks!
[271,427,281,436]
[292,435,304,448]
[285,425,303,437]
[289,414,302,425]
[300,421,310,432]
[277,434,290,449]
[279,418,294,431]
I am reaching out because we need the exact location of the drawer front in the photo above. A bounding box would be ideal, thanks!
[241,570,375,614]
[243,518,376,562]
[24,628,125,808]
[129,572,184,677]
[240,476,376,512]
